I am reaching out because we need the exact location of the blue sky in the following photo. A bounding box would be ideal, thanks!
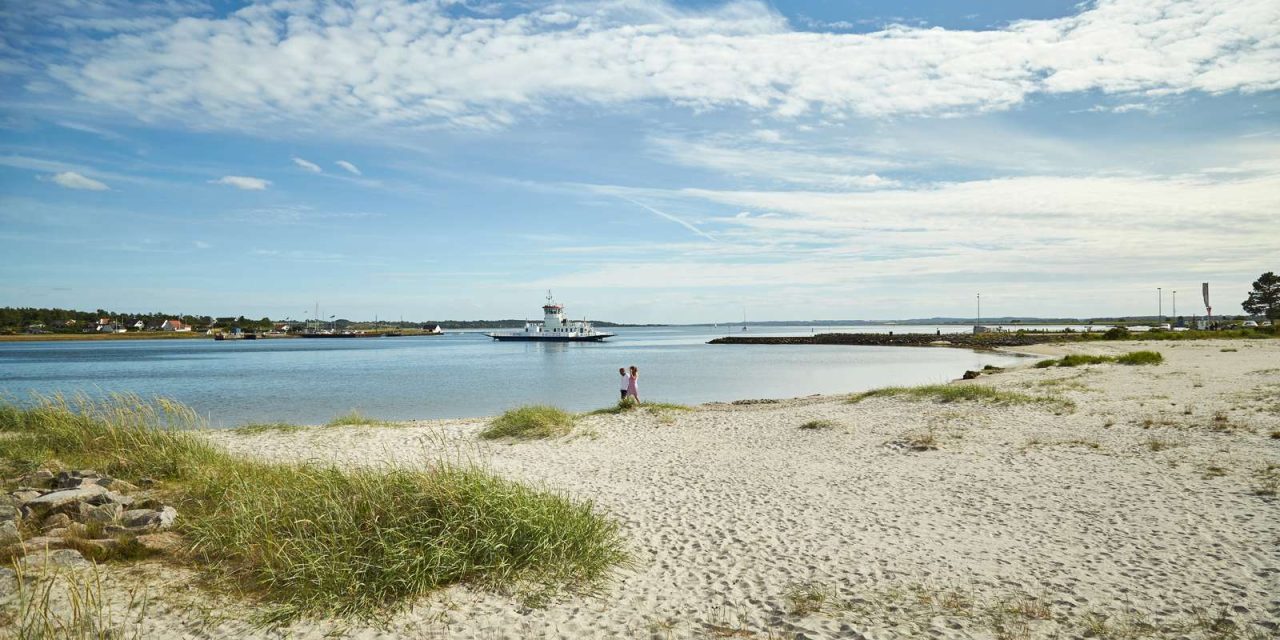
[1,0,1277,323]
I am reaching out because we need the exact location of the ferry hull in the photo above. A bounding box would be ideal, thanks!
[488,333,614,342]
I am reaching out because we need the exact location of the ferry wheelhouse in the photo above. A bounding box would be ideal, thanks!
[487,292,614,342]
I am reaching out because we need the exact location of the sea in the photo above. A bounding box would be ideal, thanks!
[0,325,1084,428]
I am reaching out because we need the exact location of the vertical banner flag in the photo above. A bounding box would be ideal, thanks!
[1202,282,1211,317]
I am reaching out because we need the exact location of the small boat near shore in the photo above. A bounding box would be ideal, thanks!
[487,292,614,342]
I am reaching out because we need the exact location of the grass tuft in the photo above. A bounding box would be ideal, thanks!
[234,422,307,435]
[1114,350,1163,365]
[326,410,391,427]
[1034,351,1163,368]
[584,400,691,417]
[799,419,837,430]
[0,396,625,623]
[480,405,577,440]
[849,384,1055,407]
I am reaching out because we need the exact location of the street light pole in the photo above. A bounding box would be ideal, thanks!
[977,293,981,325]
[1157,287,1162,325]
[1172,291,1177,325]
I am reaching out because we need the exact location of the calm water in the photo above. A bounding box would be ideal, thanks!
[0,325,1039,427]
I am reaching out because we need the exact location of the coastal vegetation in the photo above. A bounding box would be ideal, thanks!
[585,400,691,417]
[0,396,625,622]
[848,385,1048,406]
[1035,350,1164,368]
[799,419,838,430]
[326,410,391,427]
[480,405,577,440]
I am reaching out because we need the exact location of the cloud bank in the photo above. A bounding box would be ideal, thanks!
[37,0,1280,130]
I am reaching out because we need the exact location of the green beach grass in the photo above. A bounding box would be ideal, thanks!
[480,405,578,440]
[848,384,1046,405]
[0,395,625,623]
[1035,350,1164,368]
[584,399,691,416]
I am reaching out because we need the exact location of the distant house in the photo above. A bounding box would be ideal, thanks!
[159,319,191,332]
[63,319,78,327]
[131,320,146,330]
[274,323,292,332]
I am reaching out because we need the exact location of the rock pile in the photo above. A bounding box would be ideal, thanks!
[1,467,181,565]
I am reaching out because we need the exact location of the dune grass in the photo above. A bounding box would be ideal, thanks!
[799,419,837,430]
[0,395,625,623]
[325,410,392,427]
[233,422,307,435]
[1034,350,1164,368]
[848,384,1045,405]
[480,405,577,440]
[1114,350,1164,365]
[584,399,691,417]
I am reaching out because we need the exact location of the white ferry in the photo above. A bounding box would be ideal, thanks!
[487,292,615,342]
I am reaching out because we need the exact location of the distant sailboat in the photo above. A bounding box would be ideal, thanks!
[742,308,747,332]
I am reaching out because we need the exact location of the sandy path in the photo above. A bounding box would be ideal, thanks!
[23,339,1280,639]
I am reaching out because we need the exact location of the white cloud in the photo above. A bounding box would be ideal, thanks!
[194,240,211,249]
[292,156,321,173]
[334,160,361,175]
[40,0,1280,130]
[48,171,109,190]
[210,175,270,190]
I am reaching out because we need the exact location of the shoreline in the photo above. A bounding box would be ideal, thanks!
[6,337,1279,638]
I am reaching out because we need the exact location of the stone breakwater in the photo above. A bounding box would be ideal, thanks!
[707,332,1065,348]
[1,467,182,569]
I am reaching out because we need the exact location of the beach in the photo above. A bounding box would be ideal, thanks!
[7,338,1280,638]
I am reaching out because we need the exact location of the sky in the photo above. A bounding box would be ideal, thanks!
[1,0,1277,324]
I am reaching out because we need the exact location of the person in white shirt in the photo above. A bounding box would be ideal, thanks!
[618,367,630,400]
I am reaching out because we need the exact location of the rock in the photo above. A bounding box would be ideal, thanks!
[96,478,139,493]
[43,527,69,538]
[961,370,981,380]
[10,536,70,554]
[17,549,90,570]
[0,567,15,598]
[138,477,157,488]
[121,506,177,530]
[86,491,134,507]
[0,504,19,524]
[78,539,121,555]
[24,485,107,509]
[11,490,41,503]
[136,532,184,555]
[19,470,54,488]
[42,513,72,531]
[79,502,122,524]
[0,520,19,545]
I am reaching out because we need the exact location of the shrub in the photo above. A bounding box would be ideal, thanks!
[1103,326,1130,340]
[0,396,625,622]
[850,385,1044,405]
[481,405,576,439]
[1115,350,1163,365]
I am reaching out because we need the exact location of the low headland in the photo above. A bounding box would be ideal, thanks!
[1,337,1277,639]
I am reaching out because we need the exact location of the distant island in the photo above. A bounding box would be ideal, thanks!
[0,306,1252,339]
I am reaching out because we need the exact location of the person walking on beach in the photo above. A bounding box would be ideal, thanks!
[627,365,640,403]
[618,367,630,401]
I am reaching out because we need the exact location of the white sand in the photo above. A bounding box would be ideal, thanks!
[14,339,1280,638]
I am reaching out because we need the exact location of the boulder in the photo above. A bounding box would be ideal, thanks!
[0,567,15,599]
[136,532,184,555]
[0,504,19,524]
[17,549,90,570]
[10,536,70,554]
[78,539,121,555]
[961,370,981,380]
[86,491,134,507]
[0,520,19,546]
[42,513,72,531]
[11,490,42,503]
[24,485,107,509]
[79,502,123,524]
[121,506,177,530]
[19,470,54,488]
[96,478,139,493]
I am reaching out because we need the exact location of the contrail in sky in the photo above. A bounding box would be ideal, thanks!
[621,197,717,242]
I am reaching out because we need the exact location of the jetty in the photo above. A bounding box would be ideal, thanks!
[708,332,1065,348]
